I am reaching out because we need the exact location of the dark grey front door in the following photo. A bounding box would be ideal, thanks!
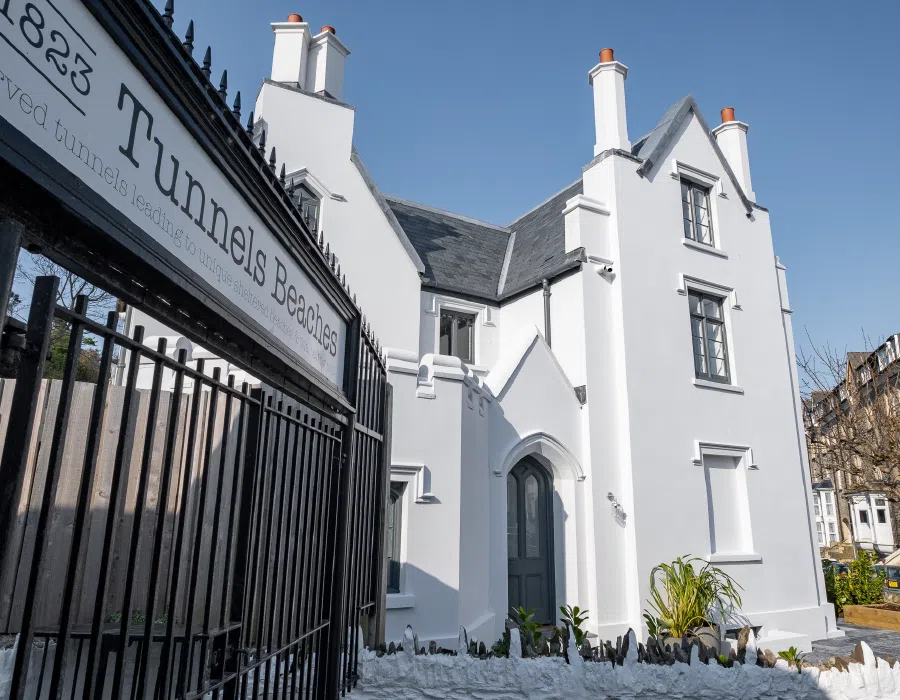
[507,458,555,624]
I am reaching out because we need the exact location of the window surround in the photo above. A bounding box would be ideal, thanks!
[678,276,741,390]
[385,463,435,609]
[425,294,495,370]
[693,442,761,564]
[671,160,726,253]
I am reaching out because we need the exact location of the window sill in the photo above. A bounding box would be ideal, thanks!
[706,553,762,564]
[693,378,744,394]
[683,239,728,258]
[386,593,416,610]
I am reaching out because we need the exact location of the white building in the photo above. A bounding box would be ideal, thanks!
[125,15,839,651]
[812,480,840,549]
[849,492,894,554]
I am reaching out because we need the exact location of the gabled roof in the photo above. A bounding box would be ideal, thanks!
[350,149,426,274]
[632,95,757,216]
[501,179,583,297]
[384,96,762,303]
[384,197,511,300]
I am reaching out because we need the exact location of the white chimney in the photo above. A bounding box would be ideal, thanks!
[588,48,630,156]
[712,108,755,201]
[270,14,312,88]
[306,26,351,101]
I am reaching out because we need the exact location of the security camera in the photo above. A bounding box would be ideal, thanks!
[599,263,614,275]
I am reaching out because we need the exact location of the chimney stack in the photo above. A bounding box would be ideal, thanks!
[306,26,350,101]
[270,14,312,87]
[588,48,630,155]
[712,107,755,201]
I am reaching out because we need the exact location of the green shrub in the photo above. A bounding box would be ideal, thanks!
[643,555,743,639]
[831,551,885,614]
[508,606,541,648]
[556,605,589,647]
[778,646,807,671]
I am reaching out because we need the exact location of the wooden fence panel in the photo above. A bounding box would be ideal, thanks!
[0,379,249,633]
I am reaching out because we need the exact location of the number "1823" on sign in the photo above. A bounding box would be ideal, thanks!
[0,0,93,104]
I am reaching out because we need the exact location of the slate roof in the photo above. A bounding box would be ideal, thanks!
[385,95,759,303]
[384,197,511,300]
[501,180,583,296]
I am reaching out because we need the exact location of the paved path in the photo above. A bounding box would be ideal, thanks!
[808,621,900,664]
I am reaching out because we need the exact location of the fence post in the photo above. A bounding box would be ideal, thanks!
[0,219,22,329]
[0,275,57,598]
[369,383,393,649]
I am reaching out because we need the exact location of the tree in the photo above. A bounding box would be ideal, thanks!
[800,332,900,540]
[15,252,117,382]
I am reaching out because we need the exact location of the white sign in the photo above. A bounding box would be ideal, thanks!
[0,0,346,387]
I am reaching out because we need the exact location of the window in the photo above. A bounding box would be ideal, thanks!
[814,495,821,517]
[816,521,824,545]
[681,180,714,246]
[876,498,886,507]
[386,482,405,594]
[294,183,321,233]
[824,492,834,517]
[878,509,888,524]
[439,310,476,364]
[859,509,869,525]
[689,292,729,382]
[828,521,837,543]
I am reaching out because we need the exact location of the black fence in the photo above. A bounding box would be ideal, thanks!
[0,276,389,699]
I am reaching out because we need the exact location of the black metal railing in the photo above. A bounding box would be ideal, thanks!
[0,275,389,699]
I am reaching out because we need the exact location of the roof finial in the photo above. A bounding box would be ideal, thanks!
[201,46,212,80]
[218,70,228,102]
[269,147,277,170]
[162,0,174,29]
[232,91,241,120]
[183,20,194,55]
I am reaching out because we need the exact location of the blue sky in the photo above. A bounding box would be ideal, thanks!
[162,0,898,358]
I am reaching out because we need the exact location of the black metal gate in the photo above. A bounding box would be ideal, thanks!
[0,275,389,699]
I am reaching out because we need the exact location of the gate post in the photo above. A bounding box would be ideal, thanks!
[0,276,57,579]
[322,319,362,698]
[369,383,392,649]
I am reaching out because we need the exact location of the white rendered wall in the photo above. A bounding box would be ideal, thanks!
[255,83,422,354]
[597,111,835,640]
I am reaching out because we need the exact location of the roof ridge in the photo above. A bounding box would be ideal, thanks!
[506,178,582,228]
[384,195,511,233]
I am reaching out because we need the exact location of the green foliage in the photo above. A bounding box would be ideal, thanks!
[778,646,807,671]
[643,555,743,639]
[717,653,730,666]
[555,605,589,647]
[491,632,509,657]
[44,320,102,382]
[509,606,541,648]
[831,551,885,614]
[824,563,837,606]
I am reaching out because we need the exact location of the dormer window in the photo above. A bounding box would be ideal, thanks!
[681,179,714,246]
[294,183,321,233]
[439,310,475,364]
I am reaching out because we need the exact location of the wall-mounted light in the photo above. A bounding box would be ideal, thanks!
[607,492,626,524]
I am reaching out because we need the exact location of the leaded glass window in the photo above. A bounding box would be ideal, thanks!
[681,179,714,246]
[689,292,730,383]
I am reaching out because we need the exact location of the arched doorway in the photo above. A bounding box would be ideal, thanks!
[507,457,556,624]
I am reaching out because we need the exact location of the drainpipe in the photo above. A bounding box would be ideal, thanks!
[542,279,551,347]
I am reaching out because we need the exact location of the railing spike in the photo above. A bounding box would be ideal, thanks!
[330,252,336,270]
[162,0,174,29]
[279,164,286,186]
[269,147,277,169]
[258,128,266,155]
[232,91,241,120]
[325,242,330,258]
[183,20,194,55]
[245,110,255,137]
[336,263,341,278]
[318,232,324,249]
[201,46,212,80]
[353,293,357,305]
[218,70,228,102]
[288,179,296,196]
[342,273,346,287]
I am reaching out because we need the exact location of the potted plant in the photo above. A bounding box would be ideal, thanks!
[643,555,743,652]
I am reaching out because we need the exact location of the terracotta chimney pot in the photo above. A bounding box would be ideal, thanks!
[286,13,302,22]
[599,48,615,63]
[721,107,736,123]
[321,25,336,35]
